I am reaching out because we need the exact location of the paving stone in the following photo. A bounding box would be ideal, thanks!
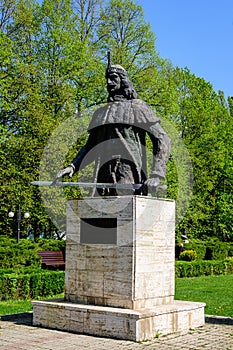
[0,314,233,350]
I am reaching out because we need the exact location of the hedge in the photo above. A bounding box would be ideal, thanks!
[175,259,233,278]
[184,240,206,260]
[228,244,233,257]
[0,269,65,301]
[180,239,231,261]
[0,248,41,269]
[0,237,66,269]
[204,242,228,260]
[1,260,233,300]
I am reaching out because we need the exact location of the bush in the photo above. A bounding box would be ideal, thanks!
[227,244,233,257]
[179,250,197,261]
[184,239,206,260]
[0,245,41,269]
[0,236,66,269]
[175,260,212,277]
[0,269,65,301]
[225,258,233,273]
[204,241,228,260]
[37,239,66,251]
[175,259,233,278]
[184,238,229,261]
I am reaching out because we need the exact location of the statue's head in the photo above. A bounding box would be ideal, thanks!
[106,58,137,102]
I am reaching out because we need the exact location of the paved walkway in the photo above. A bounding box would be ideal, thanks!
[0,313,233,350]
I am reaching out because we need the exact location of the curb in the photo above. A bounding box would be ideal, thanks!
[1,312,233,326]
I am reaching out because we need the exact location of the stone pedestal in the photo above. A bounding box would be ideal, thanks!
[32,196,205,341]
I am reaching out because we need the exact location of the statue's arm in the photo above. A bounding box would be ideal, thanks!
[53,130,97,182]
[145,122,171,189]
[70,144,90,172]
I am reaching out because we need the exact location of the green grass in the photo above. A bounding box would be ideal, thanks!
[175,274,233,317]
[0,293,64,316]
[0,299,33,316]
[1,275,233,317]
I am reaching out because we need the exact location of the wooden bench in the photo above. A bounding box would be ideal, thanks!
[38,250,65,270]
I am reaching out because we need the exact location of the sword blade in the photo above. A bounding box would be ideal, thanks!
[30,181,142,190]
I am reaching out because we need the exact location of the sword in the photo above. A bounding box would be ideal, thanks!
[30,181,167,195]
[30,181,143,190]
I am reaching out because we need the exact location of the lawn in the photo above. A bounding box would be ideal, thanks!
[0,299,34,316]
[0,275,233,317]
[175,274,233,317]
[0,293,64,316]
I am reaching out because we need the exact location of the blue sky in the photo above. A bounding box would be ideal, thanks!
[137,0,233,98]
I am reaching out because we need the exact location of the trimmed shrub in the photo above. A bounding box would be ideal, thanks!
[184,238,229,261]
[175,260,211,277]
[175,259,233,278]
[179,250,197,261]
[30,270,65,298]
[184,239,206,260]
[0,236,66,269]
[37,238,66,251]
[204,242,228,260]
[227,244,233,257]
[0,246,41,269]
[0,269,65,301]
[225,258,233,274]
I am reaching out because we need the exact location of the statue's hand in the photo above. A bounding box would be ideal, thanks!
[52,165,74,184]
[144,177,161,190]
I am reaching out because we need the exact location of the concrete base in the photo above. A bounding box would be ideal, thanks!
[65,197,176,309]
[32,299,205,342]
[32,196,205,341]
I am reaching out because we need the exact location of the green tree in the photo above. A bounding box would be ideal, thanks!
[1,0,233,243]
[0,0,55,238]
[170,68,233,240]
[0,0,105,237]
[97,0,167,100]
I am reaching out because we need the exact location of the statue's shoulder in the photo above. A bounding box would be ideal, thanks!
[132,99,155,111]
[88,99,160,131]
[131,99,160,124]
[132,98,149,107]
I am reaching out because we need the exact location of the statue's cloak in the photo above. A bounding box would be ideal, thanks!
[72,99,170,186]
[88,99,160,131]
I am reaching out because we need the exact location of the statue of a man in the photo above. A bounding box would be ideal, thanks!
[54,60,170,196]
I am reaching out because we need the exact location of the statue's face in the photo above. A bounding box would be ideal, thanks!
[106,72,121,94]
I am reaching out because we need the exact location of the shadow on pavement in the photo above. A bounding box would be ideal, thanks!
[1,312,33,326]
[205,315,233,325]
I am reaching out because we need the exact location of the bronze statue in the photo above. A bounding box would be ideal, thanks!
[54,55,170,196]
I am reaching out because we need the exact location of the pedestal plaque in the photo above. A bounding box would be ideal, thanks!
[33,196,205,341]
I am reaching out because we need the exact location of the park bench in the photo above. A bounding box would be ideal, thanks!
[38,250,65,270]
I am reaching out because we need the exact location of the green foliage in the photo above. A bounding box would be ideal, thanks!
[225,258,233,273]
[98,0,159,84]
[0,238,41,269]
[37,238,66,251]
[1,0,233,243]
[184,239,206,260]
[228,245,233,257]
[204,242,228,261]
[0,237,65,269]
[179,250,197,261]
[175,259,233,278]
[1,0,160,236]
[0,269,64,300]
[170,68,233,241]
[184,238,230,261]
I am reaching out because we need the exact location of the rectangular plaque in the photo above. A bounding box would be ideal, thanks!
[80,218,117,244]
